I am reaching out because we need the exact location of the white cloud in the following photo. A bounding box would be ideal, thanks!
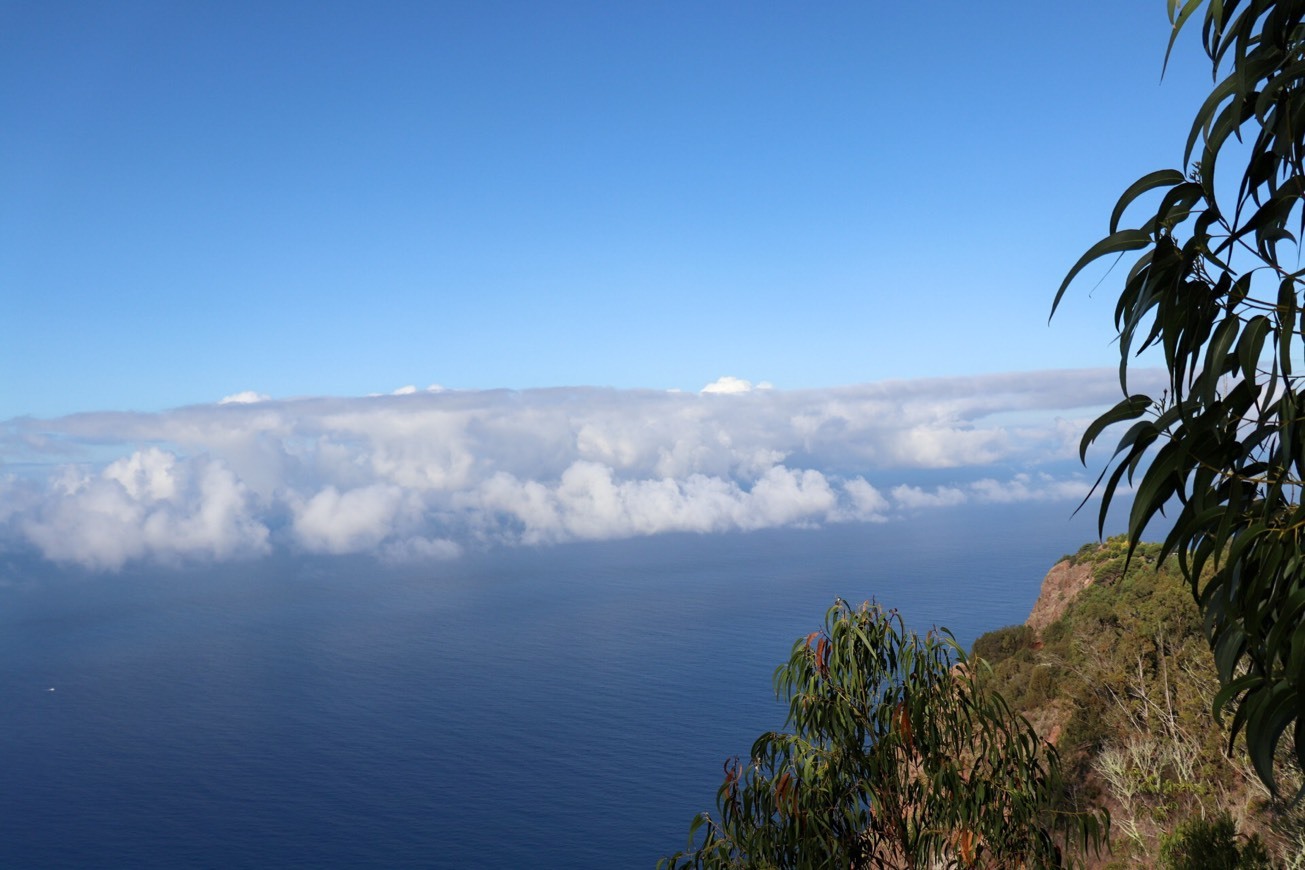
[104,448,179,501]
[889,473,1097,512]
[890,484,968,510]
[968,473,1092,504]
[701,376,754,394]
[842,477,890,520]
[291,484,407,554]
[219,391,269,405]
[19,449,268,570]
[0,369,1149,569]
[459,461,843,544]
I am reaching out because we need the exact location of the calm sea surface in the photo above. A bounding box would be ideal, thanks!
[0,502,1125,868]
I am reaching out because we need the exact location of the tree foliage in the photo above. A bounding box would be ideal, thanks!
[661,601,1108,869]
[1054,0,1305,793]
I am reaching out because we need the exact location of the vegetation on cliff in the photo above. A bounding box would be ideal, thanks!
[974,538,1305,867]
[666,541,1305,867]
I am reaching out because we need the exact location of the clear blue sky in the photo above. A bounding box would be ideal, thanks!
[3,1,1211,420]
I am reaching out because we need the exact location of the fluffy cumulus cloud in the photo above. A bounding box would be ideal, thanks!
[460,462,844,545]
[291,484,409,554]
[15,448,269,570]
[0,369,1161,570]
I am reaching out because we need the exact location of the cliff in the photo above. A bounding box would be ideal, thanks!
[1024,556,1094,636]
[974,537,1304,865]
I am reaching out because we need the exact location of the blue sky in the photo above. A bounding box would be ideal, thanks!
[3,1,1210,420]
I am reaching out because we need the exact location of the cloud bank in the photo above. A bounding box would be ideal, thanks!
[0,369,1160,570]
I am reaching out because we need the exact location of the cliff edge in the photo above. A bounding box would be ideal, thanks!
[1025,556,1094,636]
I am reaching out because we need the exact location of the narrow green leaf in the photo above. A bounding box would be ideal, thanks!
[1184,70,1243,167]
[1238,314,1271,381]
[1164,0,1205,75]
[1079,394,1152,462]
[1265,587,1305,669]
[1052,230,1151,318]
[1200,316,1241,405]
[1110,169,1185,233]
[1248,683,1299,793]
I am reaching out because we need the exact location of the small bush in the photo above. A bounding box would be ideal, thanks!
[972,624,1034,664]
[1159,815,1273,870]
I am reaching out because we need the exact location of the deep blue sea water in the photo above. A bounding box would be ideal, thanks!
[0,503,1126,868]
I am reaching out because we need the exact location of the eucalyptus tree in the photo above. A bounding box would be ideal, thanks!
[662,601,1107,869]
[1055,0,1305,791]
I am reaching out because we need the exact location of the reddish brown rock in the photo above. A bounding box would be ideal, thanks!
[1025,558,1095,636]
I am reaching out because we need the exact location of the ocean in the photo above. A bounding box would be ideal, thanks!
[0,501,1126,868]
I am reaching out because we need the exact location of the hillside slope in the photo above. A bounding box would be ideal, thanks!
[972,538,1305,867]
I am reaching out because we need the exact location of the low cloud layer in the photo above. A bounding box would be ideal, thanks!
[0,370,1159,570]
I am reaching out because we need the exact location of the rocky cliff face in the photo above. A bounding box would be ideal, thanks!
[1025,558,1094,635]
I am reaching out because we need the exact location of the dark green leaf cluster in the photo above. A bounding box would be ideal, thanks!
[663,601,1108,869]
[1159,814,1274,869]
[1056,0,1305,793]
[971,624,1035,665]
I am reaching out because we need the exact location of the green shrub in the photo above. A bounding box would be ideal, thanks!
[972,624,1034,665]
[1159,815,1274,870]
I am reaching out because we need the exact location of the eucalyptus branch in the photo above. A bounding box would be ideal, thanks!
[1060,0,1305,793]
